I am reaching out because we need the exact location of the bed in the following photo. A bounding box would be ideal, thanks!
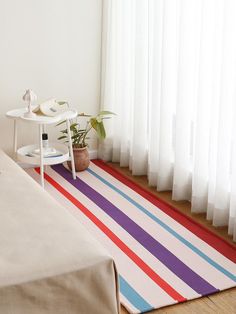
[0,150,119,314]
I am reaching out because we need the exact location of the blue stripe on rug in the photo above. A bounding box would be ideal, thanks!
[87,167,236,283]
[52,164,218,295]
[119,276,154,312]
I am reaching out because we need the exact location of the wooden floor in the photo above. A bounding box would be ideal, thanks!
[108,163,236,314]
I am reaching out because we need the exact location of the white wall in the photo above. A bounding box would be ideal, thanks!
[0,0,102,154]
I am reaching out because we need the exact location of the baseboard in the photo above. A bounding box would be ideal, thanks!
[88,149,98,160]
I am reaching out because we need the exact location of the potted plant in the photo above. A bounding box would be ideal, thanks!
[57,111,114,171]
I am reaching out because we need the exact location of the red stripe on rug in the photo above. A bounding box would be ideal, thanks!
[92,160,236,263]
[35,167,186,303]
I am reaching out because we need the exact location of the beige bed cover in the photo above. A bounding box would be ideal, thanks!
[0,150,119,314]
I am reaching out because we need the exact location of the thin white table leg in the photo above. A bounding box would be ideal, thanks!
[66,119,76,180]
[13,120,18,160]
[39,124,44,188]
[42,124,47,172]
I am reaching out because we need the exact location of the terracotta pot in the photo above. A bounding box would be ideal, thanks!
[67,146,90,172]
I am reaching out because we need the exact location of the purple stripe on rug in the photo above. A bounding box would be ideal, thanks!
[52,164,218,295]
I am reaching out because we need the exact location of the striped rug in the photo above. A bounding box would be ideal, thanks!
[27,161,236,314]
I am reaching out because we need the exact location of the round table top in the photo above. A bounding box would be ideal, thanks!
[6,106,78,125]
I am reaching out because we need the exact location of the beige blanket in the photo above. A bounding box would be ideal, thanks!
[0,150,119,314]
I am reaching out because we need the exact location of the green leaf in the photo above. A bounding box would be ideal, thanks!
[96,121,106,139]
[58,135,67,140]
[71,133,85,139]
[75,129,87,134]
[71,134,79,139]
[90,118,98,130]
[78,113,92,117]
[70,123,78,129]
[98,110,115,116]
[56,120,66,126]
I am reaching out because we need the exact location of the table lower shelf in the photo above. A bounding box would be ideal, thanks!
[17,143,69,166]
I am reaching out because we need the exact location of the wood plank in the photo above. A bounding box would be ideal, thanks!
[121,289,236,314]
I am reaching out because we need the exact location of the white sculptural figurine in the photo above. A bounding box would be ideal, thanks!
[23,89,37,118]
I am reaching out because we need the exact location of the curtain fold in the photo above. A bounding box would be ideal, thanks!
[100,0,236,241]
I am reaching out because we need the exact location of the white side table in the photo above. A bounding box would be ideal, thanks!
[6,107,77,188]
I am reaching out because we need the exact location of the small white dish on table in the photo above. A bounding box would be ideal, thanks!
[6,107,77,188]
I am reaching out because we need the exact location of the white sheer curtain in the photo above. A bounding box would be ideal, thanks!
[100,0,236,241]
